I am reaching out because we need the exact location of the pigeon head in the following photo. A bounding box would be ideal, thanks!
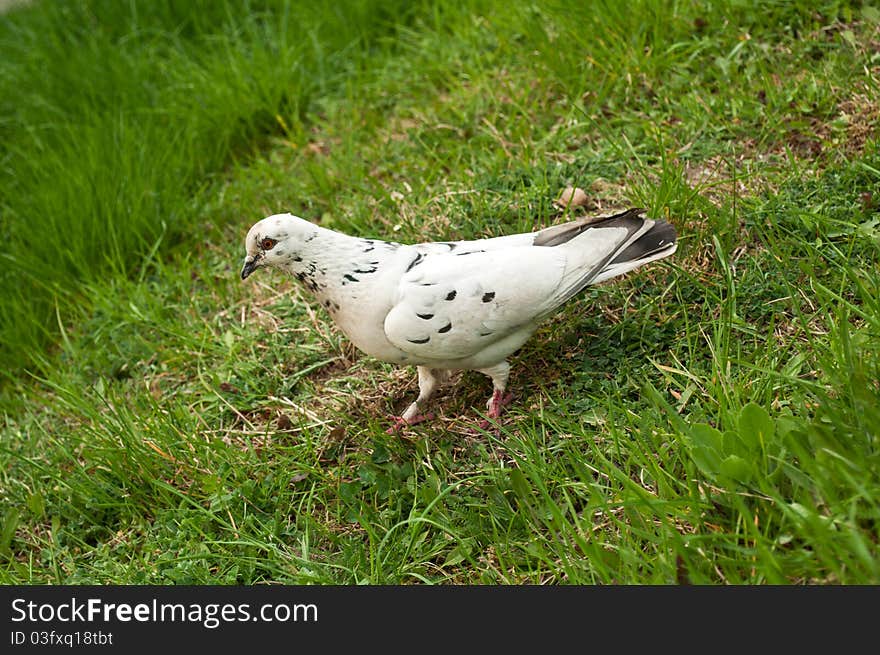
[240,213,306,280]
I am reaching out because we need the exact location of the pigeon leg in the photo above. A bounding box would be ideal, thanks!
[476,361,513,422]
[488,389,515,418]
[387,366,443,433]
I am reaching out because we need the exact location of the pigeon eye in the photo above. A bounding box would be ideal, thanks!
[260,237,278,250]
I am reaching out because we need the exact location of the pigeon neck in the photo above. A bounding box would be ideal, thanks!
[274,227,366,301]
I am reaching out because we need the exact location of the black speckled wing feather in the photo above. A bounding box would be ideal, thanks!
[383,247,567,360]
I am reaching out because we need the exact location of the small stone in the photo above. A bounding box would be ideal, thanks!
[555,186,589,209]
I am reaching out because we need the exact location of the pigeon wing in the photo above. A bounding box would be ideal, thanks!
[383,247,567,360]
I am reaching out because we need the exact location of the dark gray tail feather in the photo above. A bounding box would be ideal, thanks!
[609,219,677,265]
[544,209,677,309]
[534,207,647,247]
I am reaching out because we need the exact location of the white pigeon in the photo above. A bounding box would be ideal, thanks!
[240,208,676,431]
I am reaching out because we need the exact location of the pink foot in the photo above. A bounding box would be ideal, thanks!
[475,391,515,431]
[487,391,514,418]
[385,413,435,434]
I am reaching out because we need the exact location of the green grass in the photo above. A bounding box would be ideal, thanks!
[1,0,878,583]
[0,0,420,374]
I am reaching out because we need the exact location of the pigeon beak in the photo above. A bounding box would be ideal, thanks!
[240,255,260,280]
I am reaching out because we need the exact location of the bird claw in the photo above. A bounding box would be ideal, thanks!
[487,392,514,418]
[385,413,435,434]
[468,417,502,437]
[385,418,407,434]
[466,391,515,435]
